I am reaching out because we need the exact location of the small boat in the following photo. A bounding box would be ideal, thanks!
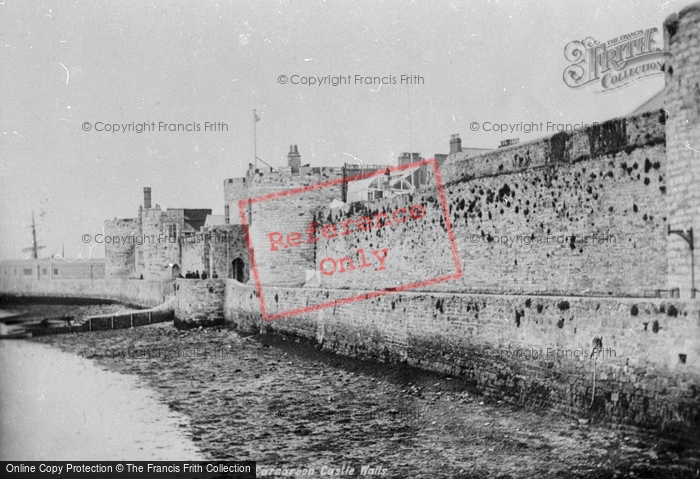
[0,330,33,340]
[40,316,74,327]
[0,323,32,339]
[0,311,27,324]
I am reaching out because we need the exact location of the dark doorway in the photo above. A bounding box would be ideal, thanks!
[171,264,181,280]
[232,258,245,282]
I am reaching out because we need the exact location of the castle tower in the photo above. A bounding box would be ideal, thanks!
[224,178,248,225]
[664,4,700,298]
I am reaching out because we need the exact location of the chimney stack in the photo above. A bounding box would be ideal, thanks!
[398,152,421,165]
[143,187,152,209]
[288,144,301,171]
[449,134,462,154]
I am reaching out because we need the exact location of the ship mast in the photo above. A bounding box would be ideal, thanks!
[22,211,45,259]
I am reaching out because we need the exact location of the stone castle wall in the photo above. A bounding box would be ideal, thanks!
[179,225,251,280]
[208,225,249,280]
[441,112,664,182]
[215,3,700,436]
[313,113,667,296]
[104,218,139,278]
[225,281,700,435]
[224,177,247,226]
[180,234,206,276]
[173,278,226,328]
[664,5,700,298]
[4,1,696,438]
[242,166,344,287]
[138,208,183,280]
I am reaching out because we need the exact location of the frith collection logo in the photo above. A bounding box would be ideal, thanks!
[563,27,672,92]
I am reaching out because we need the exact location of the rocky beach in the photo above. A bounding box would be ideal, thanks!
[22,322,700,478]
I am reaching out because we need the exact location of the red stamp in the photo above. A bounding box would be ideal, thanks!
[239,158,462,321]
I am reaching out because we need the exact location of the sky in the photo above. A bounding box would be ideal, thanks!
[0,0,694,261]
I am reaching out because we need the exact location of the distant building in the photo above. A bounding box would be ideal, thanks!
[0,258,105,281]
[344,150,444,203]
[104,188,213,280]
[499,138,520,148]
[344,162,421,203]
[446,133,492,163]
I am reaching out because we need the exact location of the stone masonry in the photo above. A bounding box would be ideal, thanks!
[664,5,700,299]
[312,114,667,296]
[5,2,695,437]
[225,282,700,434]
[220,3,700,435]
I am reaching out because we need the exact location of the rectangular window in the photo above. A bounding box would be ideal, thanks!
[53,268,59,275]
[23,269,32,276]
[167,224,177,238]
[42,268,47,275]
[369,190,383,201]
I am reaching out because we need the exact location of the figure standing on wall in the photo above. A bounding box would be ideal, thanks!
[195,270,200,279]
[201,271,208,280]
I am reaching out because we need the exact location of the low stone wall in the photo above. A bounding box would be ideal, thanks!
[225,280,700,436]
[173,278,226,329]
[28,308,174,336]
[0,277,174,308]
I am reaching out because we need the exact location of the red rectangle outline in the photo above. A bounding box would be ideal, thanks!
[238,158,462,321]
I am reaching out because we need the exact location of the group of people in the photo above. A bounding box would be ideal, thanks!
[182,270,217,279]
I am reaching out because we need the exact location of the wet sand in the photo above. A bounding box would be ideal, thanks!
[29,323,700,478]
[0,339,207,461]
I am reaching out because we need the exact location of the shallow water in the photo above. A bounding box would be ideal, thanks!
[0,339,208,460]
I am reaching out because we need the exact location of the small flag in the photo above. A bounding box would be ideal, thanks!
[254,110,261,122]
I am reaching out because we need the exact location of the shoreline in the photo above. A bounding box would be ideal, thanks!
[27,322,700,478]
[0,335,208,461]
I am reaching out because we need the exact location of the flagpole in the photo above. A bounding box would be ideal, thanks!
[251,109,258,226]
[253,109,258,174]
[407,83,413,165]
